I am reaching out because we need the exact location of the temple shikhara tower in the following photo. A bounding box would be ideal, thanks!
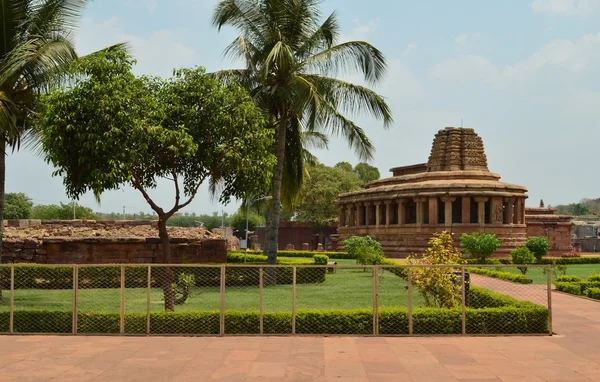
[337,127,530,257]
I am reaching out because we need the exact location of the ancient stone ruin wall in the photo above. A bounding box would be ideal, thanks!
[524,208,575,256]
[1,219,227,264]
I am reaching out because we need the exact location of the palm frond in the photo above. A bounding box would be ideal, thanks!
[302,74,392,127]
[304,41,387,85]
[212,0,267,46]
[296,11,339,58]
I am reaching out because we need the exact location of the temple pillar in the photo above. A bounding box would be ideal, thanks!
[357,203,363,226]
[385,200,392,227]
[514,198,522,224]
[461,196,471,224]
[415,197,427,227]
[491,197,504,225]
[374,201,382,227]
[504,197,514,225]
[428,196,439,225]
[365,202,372,226]
[474,197,489,227]
[339,206,346,227]
[350,206,356,227]
[441,196,456,227]
[398,199,406,226]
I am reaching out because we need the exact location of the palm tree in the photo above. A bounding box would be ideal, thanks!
[212,0,393,264]
[0,0,105,301]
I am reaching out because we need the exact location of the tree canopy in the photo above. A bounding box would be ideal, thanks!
[30,203,97,220]
[335,161,380,185]
[4,193,33,219]
[37,48,275,310]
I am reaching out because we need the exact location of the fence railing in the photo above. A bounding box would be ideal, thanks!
[0,263,552,336]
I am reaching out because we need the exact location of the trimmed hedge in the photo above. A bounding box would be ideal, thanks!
[556,275,582,282]
[0,306,548,335]
[228,250,354,259]
[540,257,600,265]
[554,281,600,296]
[467,268,530,284]
[586,287,600,300]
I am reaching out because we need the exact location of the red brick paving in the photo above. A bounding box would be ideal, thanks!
[2,281,600,381]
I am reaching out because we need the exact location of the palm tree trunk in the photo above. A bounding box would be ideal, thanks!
[0,138,4,303]
[158,216,175,311]
[265,118,288,265]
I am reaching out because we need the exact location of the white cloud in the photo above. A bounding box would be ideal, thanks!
[401,43,417,56]
[531,0,600,17]
[454,32,481,48]
[75,17,197,77]
[339,19,379,42]
[124,0,158,13]
[430,33,600,90]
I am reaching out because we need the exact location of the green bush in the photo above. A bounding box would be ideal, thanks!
[228,250,353,259]
[556,275,582,282]
[539,257,600,265]
[460,233,502,264]
[554,282,582,295]
[525,236,550,263]
[586,287,600,300]
[587,274,600,282]
[313,255,329,265]
[467,268,529,283]
[0,304,548,335]
[355,245,385,267]
[511,247,535,275]
[342,236,383,263]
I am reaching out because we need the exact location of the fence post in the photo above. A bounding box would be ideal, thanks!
[120,265,125,335]
[220,265,225,336]
[72,265,78,335]
[373,265,379,336]
[408,269,413,335]
[547,264,553,335]
[146,265,151,335]
[9,265,14,335]
[292,266,297,336]
[461,265,466,335]
[259,266,264,335]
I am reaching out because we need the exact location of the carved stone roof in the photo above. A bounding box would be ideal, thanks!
[426,127,488,172]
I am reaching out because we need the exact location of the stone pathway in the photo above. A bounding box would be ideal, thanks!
[1,279,600,381]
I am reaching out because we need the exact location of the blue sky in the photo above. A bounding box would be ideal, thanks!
[8,0,600,215]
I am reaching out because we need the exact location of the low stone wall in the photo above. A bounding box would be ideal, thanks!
[1,237,226,264]
[525,209,574,256]
[574,238,600,253]
[3,219,157,229]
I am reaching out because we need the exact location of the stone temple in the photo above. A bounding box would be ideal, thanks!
[336,127,530,258]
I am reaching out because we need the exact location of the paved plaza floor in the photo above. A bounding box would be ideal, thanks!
[1,283,600,381]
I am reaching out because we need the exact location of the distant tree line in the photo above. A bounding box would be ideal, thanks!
[552,198,600,216]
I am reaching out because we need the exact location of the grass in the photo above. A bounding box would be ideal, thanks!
[477,264,600,284]
[0,267,425,313]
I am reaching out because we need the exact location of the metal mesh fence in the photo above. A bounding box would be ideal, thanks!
[0,263,552,336]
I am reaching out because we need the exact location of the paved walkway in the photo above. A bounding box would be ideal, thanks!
[1,283,600,381]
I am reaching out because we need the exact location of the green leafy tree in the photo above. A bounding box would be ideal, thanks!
[459,233,502,264]
[525,236,550,263]
[4,193,33,219]
[511,247,535,275]
[30,202,96,220]
[37,49,275,310]
[294,163,362,228]
[230,211,265,239]
[353,162,380,185]
[407,232,464,308]
[342,235,383,268]
[334,162,354,173]
[0,0,123,302]
[212,0,393,264]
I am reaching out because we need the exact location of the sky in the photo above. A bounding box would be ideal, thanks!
[7,0,600,215]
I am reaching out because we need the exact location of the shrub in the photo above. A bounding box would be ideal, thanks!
[586,287,600,300]
[556,275,581,282]
[539,257,600,265]
[554,282,582,295]
[467,268,529,283]
[355,245,385,267]
[228,250,354,259]
[525,236,550,263]
[342,236,383,263]
[587,274,600,282]
[313,255,329,265]
[460,233,502,264]
[511,247,534,275]
[408,232,464,308]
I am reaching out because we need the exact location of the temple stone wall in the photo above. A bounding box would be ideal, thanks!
[525,207,575,256]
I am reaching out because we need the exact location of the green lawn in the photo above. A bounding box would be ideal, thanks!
[486,265,600,284]
[0,267,425,313]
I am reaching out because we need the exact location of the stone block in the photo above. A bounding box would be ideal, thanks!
[317,243,324,252]
[302,243,309,251]
[286,244,295,250]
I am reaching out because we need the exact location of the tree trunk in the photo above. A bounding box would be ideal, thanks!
[264,118,287,266]
[0,139,4,303]
[158,217,175,311]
